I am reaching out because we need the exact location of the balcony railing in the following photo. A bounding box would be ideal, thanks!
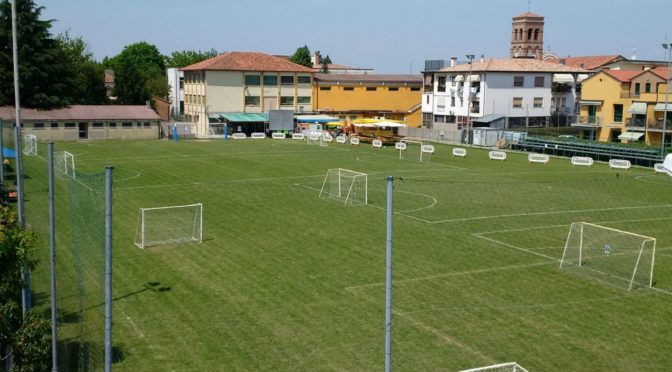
[470,106,480,114]
[647,119,672,130]
[625,118,645,128]
[573,116,602,126]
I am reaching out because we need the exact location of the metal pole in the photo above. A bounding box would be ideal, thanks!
[465,54,475,144]
[663,45,671,158]
[384,176,394,372]
[0,119,4,184]
[48,143,58,371]
[12,0,29,315]
[104,166,113,372]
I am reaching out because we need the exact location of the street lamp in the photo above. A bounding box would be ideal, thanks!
[465,54,475,144]
[662,43,672,158]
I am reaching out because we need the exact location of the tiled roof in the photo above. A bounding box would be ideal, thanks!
[315,73,423,84]
[649,67,672,80]
[437,58,587,73]
[601,69,641,82]
[513,12,543,18]
[181,51,314,73]
[312,63,371,71]
[0,105,161,121]
[546,55,623,70]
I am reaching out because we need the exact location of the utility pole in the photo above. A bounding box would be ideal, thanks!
[465,55,475,144]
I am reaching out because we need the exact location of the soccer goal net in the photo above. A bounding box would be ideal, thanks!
[23,134,38,156]
[54,151,76,179]
[460,362,529,372]
[560,222,656,290]
[134,203,203,249]
[400,139,425,162]
[319,168,368,206]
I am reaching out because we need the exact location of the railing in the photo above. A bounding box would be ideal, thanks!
[573,116,602,125]
[470,106,480,113]
[551,107,569,114]
[625,118,645,128]
[423,85,433,93]
[647,119,672,130]
[620,92,639,98]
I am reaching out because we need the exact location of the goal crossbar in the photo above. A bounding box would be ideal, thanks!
[134,203,203,249]
[319,168,368,205]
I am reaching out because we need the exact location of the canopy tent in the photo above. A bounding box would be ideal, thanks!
[627,102,647,115]
[295,114,338,123]
[2,147,16,159]
[209,112,270,122]
[324,121,345,128]
[618,132,645,141]
[353,122,406,128]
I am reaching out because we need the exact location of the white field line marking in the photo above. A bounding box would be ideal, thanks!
[399,291,657,315]
[427,204,672,224]
[345,261,554,291]
[472,233,559,261]
[356,153,468,170]
[350,288,495,363]
[365,203,435,224]
[85,148,352,162]
[114,169,142,182]
[475,217,672,236]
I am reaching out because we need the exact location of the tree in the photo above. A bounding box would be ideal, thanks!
[106,42,169,104]
[322,55,332,65]
[0,0,74,109]
[165,49,218,68]
[0,206,50,371]
[56,31,107,104]
[288,45,312,68]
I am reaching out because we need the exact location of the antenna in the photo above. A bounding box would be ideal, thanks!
[527,0,531,12]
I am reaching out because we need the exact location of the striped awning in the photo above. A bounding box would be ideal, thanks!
[618,132,644,141]
[627,102,647,115]
[210,112,270,122]
[654,103,672,112]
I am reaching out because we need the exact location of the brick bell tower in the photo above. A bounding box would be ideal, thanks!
[510,11,544,59]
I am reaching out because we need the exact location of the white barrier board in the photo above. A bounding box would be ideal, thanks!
[489,151,506,161]
[571,156,593,166]
[251,132,266,139]
[372,139,383,148]
[231,133,246,139]
[609,159,631,170]
[528,153,549,164]
[272,132,286,139]
[292,133,305,140]
[452,148,467,157]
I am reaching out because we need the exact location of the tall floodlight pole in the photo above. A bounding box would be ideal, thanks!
[12,0,29,315]
[384,176,394,372]
[105,167,114,372]
[662,43,672,158]
[48,143,58,371]
[465,55,475,144]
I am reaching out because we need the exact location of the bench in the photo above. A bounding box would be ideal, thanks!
[452,148,467,157]
[489,151,506,161]
[528,153,549,164]
[571,156,593,167]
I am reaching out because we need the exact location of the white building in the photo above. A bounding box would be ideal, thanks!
[421,58,586,130]
[166,67,184,119]
[181,51,314,137]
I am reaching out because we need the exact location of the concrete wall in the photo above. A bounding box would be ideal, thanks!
[22,120,161,141]
[483,72,552,117]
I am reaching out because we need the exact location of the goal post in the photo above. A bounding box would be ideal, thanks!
[319,168,368,206]
[134,203,203,249]
[460,362,529,372]
[54,151,76,179]
[23,133,38,156]
[400,139,425,162]
[560,222,656,290]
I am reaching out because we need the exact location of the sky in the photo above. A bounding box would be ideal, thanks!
[40,0,672,73]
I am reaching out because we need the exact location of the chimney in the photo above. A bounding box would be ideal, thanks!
[450,57,457,67]
[146,100,151,109]
[480,54,485,63]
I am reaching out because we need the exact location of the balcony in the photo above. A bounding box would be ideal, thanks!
[573,116,602,126]
[423,85,433,93]
[625,117,646,129]
[551,107,570,114]
[647,118,672,131]
[620,92,639,98]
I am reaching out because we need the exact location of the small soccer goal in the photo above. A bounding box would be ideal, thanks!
[319,168,368,206]
[54,151,76,179]
[134,203,203,249]
[399,139,427,162]
[23,134,38,156]
[560,222,656,290]
[460,362,529,372]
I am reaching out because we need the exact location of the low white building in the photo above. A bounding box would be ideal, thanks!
[181,51,314,137]
[422,58,586,130]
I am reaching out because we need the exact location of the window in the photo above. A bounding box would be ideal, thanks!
[122,122,133,128]
[64,122,76,128]
[108,122,117,128]
[50,122,59,129]
[422,113,432,128]
[143,122,152,128]
[645,83,651,93]
[297,96,311,104]
[280,96,294,106]
[320,87,331,91]
[437,76,446,92]
[388,87,399,91]
[533,97,543,108]
[245,75,260,86]
[514,76,524,87]
[92,122,104,128]
[534,76,545,87]
[410,87,420,91]
[634,83,641,95]
[297,76,311,84]
[280,76,294,85]
[426,95,429,104]
[450,97,455,107]
[366,87,377,91]
[179,78,184,89]
[614,104,623,122]
[245,96,260,106]
[343,87,354,91]
[263,75,277,86]
[512,97,523,108]
[33,122,44,129]
[434,115,446,123]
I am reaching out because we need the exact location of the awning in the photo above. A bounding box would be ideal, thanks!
[295,114,338,123]
[2,147,16,159]
[627,102,647,115]
[654,103,672,112]
[212,113,270,122]
[618,132,645,141]
[553,74,575,84]
[454,75,464,82]
[579,100,602,106]
[468,74,480,82]
[473,114,505,124]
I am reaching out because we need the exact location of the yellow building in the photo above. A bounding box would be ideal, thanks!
[313,74,422,127]
[577,67,672,145]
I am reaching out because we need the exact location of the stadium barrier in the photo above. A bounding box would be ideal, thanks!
[350,137,360,145]
[251,132,266,139]
[372,139,383,148]
[489,151,507,161]
[452,148,467,157]
[609,159,631,170]
[571,156,593,166]
[292,133,305,140]
[528,153,550,164]
[272,132,286,140]
[231,133,246,139]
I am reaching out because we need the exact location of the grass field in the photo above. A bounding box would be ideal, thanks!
[21,138,672,371]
